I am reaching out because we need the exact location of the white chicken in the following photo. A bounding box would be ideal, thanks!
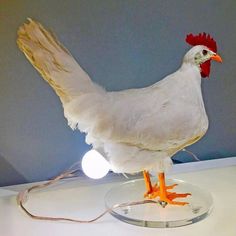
[17,19,222,206]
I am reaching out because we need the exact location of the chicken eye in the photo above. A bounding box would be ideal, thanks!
[202,49,208,56]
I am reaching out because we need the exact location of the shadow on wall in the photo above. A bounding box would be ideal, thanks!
[0,153,27,186]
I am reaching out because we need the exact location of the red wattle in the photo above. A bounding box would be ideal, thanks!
[200,60,211,78]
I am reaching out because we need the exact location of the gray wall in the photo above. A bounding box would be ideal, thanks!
[0,0,235,186]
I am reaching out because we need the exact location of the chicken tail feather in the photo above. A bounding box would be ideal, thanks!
[17,19,101,104]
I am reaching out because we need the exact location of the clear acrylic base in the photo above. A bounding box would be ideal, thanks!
[105,178,213,228]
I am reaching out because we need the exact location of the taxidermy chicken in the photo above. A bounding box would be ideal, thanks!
[17,19,222,206]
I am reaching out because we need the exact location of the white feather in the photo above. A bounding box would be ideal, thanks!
[17,20,209,174]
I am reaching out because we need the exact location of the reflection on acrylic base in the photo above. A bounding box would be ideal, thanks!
[105,178,213,228]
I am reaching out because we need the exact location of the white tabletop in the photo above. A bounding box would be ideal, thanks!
[0,159,236,236]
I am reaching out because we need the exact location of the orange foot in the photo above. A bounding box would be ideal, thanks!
[143,171,191,207]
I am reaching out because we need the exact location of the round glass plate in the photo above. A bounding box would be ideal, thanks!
[105,178,213,228]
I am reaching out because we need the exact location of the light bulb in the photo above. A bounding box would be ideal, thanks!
[81,150,110,179]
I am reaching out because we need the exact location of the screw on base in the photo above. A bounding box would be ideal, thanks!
[159,201,168,208]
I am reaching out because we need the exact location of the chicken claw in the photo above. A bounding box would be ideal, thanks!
[143,171,191,207]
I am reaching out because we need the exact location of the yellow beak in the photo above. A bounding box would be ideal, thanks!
[211,54,223,63]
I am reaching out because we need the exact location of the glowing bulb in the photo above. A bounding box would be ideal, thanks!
[81,150,110,179]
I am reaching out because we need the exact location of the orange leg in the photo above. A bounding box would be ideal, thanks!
[143,171,191,207]
[143,170,153,194]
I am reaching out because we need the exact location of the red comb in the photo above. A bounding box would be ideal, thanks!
[185,33,217,53]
